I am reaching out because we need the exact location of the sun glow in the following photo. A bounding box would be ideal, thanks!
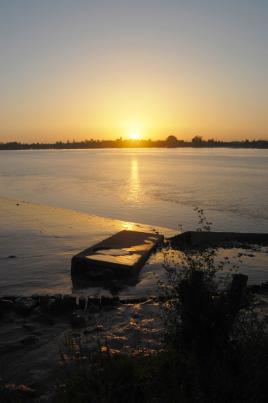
[129,131,141,140]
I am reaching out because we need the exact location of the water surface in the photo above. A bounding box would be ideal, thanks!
[1,148,267,231]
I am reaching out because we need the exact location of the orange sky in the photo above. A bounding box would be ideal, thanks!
[0,1,267,142]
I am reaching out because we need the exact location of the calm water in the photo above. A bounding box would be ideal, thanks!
[0,148,268,232]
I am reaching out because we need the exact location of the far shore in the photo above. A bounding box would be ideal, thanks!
[1,137,268,150]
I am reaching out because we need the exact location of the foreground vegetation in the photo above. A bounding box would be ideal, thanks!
[54,329,268,403]
[54,210,268,403]
[1,211,267,402]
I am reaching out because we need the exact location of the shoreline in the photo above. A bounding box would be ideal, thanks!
[1,196,268,297]
[1,144,268,150]
[0,196,176,297]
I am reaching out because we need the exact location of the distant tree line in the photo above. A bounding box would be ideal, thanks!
[0,135,268,150]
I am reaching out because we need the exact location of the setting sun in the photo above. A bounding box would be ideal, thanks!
[129,132,141,140]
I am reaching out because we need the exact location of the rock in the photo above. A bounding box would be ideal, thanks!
[77,296,86,310]
[39,295,53,311]
[42,297,57,312]
[70,312,86,327]
[1,383,35,400]
[0,298,14,315]
[40,295,77,315]
[14,297,38,315]
[58,295,77,313]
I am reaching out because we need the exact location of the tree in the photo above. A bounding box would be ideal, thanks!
[166,135,178,147]
[192,135,203,144]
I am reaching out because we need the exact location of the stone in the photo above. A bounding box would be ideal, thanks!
[14,297,38,315]
[0,298,14,315]
[39,295,51,310]
[46,295,77,315]
[77,296,86,310]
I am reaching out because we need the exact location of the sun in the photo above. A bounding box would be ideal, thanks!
[129,131,141,140]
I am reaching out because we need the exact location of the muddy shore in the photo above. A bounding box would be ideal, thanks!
[1,197,268,401]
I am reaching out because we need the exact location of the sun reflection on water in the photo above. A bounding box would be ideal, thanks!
[127,158,141,205]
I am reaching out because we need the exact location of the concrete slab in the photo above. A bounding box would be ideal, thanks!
[170,231,268,249]
[71,230,163,281]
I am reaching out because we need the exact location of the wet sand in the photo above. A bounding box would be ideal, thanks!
[0,197,176,297]
[1,197,268,299]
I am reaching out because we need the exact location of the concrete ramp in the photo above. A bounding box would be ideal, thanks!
[71,230,163,281]
[170,231,268,249]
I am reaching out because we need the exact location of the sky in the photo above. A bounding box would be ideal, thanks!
[0,0,267,142]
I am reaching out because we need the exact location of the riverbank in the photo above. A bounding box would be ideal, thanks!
[1,198,268,401]
[1,197,268,298]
